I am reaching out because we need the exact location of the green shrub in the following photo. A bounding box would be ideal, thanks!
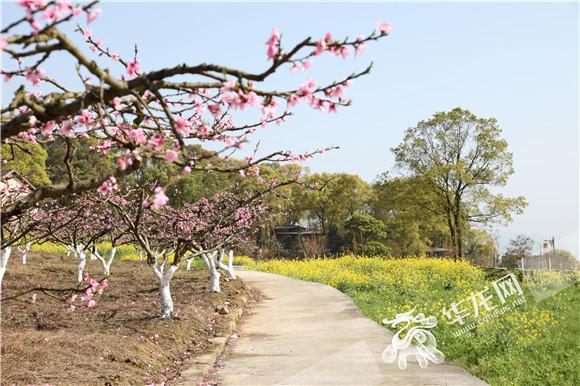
[358,241,391,257]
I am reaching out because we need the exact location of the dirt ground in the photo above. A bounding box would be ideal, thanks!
[0,251,251,386]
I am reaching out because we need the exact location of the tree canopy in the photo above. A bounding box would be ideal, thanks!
[392,108,526,258]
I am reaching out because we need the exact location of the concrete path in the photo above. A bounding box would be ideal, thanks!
[217,271,488,386]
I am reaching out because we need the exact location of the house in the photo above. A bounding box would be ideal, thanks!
[425,247,451,258]
[273,223,324,257]
[0,170,36,208]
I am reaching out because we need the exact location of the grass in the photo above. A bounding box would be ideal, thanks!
[255,255,580,386]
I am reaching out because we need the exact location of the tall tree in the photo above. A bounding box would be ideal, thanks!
[298,173,372,234]
[464,228,498,266]
[344,213,388,255]
[392,108,526,258]
[502,234,535,268]
[371,174,448,257]
[506,234,535,257]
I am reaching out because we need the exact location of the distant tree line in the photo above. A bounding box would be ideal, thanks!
[4,108,538,262]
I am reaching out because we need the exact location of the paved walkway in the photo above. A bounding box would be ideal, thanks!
[217,271,488,386]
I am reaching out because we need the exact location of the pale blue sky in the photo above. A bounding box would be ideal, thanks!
[2,2,578,255]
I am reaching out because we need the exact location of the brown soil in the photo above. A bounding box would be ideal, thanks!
[0,251,250,386]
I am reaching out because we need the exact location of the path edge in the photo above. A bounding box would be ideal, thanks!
[174,289,249,385]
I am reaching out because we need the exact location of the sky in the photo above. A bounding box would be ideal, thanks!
[1,1,578,256]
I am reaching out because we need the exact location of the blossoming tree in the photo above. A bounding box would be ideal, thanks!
[106,180,278,318]
[34,194,117,282]
[1,1,390,224]
[1,1,392,317]
[177,191,272,293]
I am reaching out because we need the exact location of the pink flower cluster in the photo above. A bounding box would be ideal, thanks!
[68,273,108,311]
[377,21,392,35]
[290,60,312,73]
[144,187,169,209]
[222,89,261,111]
[17,0,92,34]
[97,176,118,196]
[127,59,141,77]
[265,27,280,60]
[25,67,45,86]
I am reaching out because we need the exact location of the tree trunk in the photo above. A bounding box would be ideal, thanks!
[75,244,86,284]
[159,265,178,319]
[445,209,457,259]
[92,247,116,276]
[186,257,194,270]
[77,255,87,283]
[452,201,463,259]
[18,242,32,264]
[456,221,463,258]
[217,249,236,279]
[0,246,12,290]
[150,262,179,319]
[202,252,221,293]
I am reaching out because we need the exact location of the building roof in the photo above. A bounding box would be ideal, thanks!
[426,247,451,252]
[1,169,36,191]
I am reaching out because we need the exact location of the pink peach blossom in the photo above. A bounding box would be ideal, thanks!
[127,60,141,76]
[87,8,101,24]
[377,21,392,34]
[25,67,45,86]
[152,187,169,209]
[165,149,179,163]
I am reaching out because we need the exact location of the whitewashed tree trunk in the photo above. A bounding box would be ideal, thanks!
[0,246,12,290]
[75,244,86,284]
[159,265,178,318]
[150,261,179,319]
[108,246,116,269]
[186,257,194,270]
[92,247,116,276]
[202,252,221,293]
[217,249,237,279]
[17,242,32,265]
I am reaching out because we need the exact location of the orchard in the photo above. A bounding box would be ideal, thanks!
[2,2,574,386]
[0,1,391,383]
[1,1,389,297]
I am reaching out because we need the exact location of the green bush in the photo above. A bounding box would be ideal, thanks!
[358,241,391,257]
